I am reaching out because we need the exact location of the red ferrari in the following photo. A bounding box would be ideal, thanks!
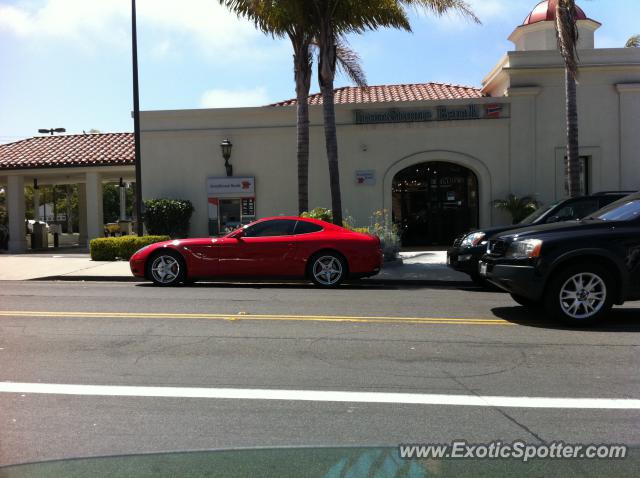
[129,216,383,287]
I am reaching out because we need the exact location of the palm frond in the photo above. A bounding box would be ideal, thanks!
[626,35,640,48]
[402,0,480,24]
[335,39,367,87]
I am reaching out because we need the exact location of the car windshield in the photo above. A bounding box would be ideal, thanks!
[591,198,640,221]
[518,203,556,225]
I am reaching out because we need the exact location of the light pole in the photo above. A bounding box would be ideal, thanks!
[132,0,144,236]
[35,128,65,224]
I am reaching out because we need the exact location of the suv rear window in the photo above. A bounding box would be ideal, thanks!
[594,199,640,222]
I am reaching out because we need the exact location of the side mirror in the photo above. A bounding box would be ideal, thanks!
[546,216,561,223]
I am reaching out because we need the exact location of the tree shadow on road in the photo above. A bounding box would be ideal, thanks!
[492,306,640,332]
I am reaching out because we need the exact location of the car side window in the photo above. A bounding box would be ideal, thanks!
[243,220,296,237]
[294,221,323,235]
[548,200,599,222]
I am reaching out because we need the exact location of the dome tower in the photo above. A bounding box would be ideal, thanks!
[509,0,601,51]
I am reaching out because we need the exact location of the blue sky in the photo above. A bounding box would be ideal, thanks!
[0,0,637,143]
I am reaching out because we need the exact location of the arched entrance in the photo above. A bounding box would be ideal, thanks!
[392,162,479,246]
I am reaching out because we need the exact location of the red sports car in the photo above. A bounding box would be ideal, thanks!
[129,216,383,287]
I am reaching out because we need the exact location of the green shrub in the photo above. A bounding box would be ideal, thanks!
[143,198,194,238]
[368,209,401,261]
[301,207,333,223]
[90,238,119,261]
[90,235,170,261]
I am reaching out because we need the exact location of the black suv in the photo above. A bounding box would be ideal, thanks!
[447,192,632,284]
[479,193,640,324]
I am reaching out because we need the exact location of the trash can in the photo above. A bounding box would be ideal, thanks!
[31,222,48,250]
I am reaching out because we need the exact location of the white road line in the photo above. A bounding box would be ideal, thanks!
[1,382,639,409]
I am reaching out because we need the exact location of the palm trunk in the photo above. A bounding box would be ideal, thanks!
[293,38,312,215]
[565,68,581,197]
[318,19,343,226]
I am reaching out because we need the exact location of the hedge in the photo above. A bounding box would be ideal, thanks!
[90,235,170,261]
[143,198,194,238]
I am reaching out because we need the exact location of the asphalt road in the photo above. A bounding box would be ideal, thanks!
[1,280,639,470]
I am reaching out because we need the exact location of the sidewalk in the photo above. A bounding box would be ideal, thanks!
[0,250,469,284]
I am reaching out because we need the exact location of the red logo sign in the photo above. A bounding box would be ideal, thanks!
[485,104,503,119]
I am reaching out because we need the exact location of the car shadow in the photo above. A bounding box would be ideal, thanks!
[492,306,640,332]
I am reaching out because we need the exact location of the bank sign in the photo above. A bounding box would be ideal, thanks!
[206,176,255,198]
[353,103,508,125]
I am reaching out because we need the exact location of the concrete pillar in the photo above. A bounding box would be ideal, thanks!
[77,183,87,246]
[33,188,40,221]
[84,172,104,242]
[7,175,27,253]
[119,185,127,221]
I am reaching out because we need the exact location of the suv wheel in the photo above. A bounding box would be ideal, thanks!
[544,264,614,325]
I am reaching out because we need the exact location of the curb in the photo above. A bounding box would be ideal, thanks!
[29,275,472,287]
[31,276,144,282]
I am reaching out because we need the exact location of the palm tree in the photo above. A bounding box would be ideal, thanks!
[555,0,581,198]
[219,1,367,215]
[311,0,478,224]
[626,35,640,48]
[492,195,539,224]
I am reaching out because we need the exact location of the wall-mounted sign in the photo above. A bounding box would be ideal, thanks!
[242,198,256,216]
[355,170,376,185]
[206,176,255,198]
[353,103,508,125]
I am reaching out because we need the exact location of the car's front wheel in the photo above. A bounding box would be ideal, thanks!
[309,253,347,287]
[544,264,614,325]
[147,251,185,286]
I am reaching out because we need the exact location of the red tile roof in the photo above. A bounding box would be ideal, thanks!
[269,82,483,107]
[0,133,134,170]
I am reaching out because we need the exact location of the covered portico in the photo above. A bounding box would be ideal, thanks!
[0,133,135,253]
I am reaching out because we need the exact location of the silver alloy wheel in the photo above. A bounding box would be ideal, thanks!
[150,254,180,284]
[559,272,607,320]
[312,256,343,286]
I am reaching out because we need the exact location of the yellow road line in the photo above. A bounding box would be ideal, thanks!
[0,310,512,326]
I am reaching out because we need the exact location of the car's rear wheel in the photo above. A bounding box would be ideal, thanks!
[544,264,614,325]
[147,251,185,286]
[309,253,347,287]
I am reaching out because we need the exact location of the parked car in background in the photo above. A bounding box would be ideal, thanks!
[25,219,49,233]
[130,216,383,287]
[447,191,634,285]
[478,193,640,324]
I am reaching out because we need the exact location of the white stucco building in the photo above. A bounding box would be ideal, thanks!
[139,0,640,246]
[1,0,639,251]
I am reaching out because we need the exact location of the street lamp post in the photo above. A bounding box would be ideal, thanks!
[132,0,144,236]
